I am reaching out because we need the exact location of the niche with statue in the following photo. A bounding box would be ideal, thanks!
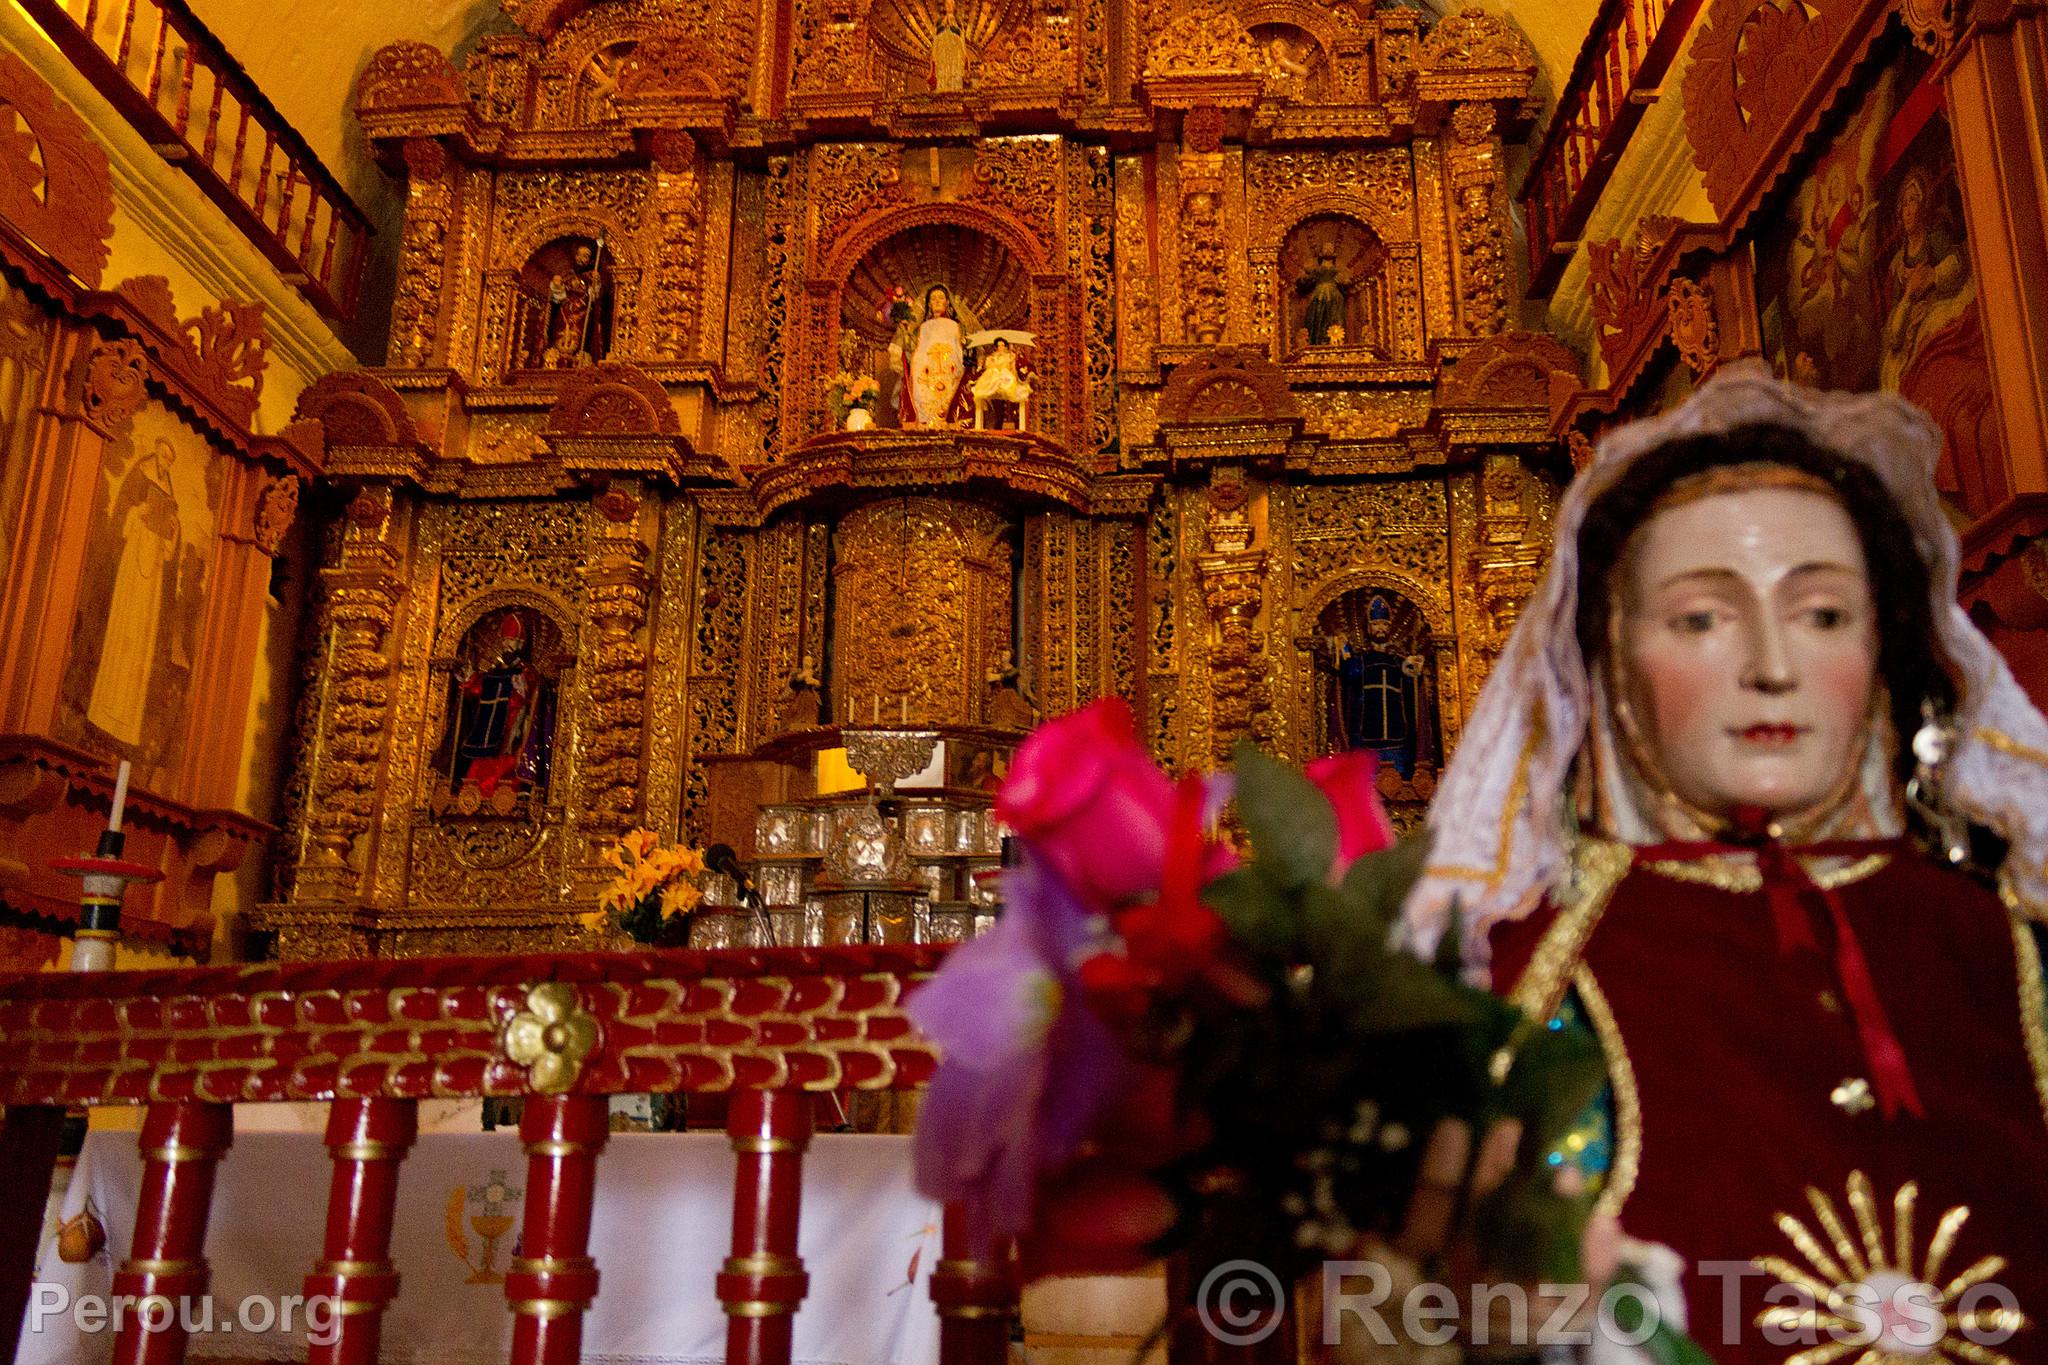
[512,235,616,371]
[428,606,568,817]
[1281,214,1389,358]
[1307,587,1440,791]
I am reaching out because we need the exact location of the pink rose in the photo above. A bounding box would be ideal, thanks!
[1304,751,1397,879]
[998,700,1178,909]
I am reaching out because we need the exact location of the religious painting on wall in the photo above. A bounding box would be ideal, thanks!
[0,268,56,578]
[57,398,223,770]
[1309,588,1439,779]
[1754,33,2004,513]
[428,606,564,817]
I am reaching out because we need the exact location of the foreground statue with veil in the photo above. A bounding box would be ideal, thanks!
[1384,364,2048,1363]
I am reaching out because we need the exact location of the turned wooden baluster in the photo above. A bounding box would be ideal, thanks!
[0,1105,65,1365]
[504,1096,608,1365]
[929,1204,1016,1365]
[111,1101,233,1365]
[719,1090,812,1365]
[302,1098,416,1365]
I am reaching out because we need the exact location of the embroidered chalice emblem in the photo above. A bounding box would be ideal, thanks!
[1753,1173,2027,1363]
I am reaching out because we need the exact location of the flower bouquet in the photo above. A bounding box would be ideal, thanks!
[581,828,707,947]
[907,700,1609,1300]
[823,371,881,429]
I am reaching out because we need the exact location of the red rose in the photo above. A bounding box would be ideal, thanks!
[998,699,1180,910]
[1305,751,1397,879]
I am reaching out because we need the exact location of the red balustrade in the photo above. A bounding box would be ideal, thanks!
[110,1101,232,1365]
[303,1098,416,1365]
[1518,0,1706,297]
[0,946,1021,1365]
[18,0,371,320]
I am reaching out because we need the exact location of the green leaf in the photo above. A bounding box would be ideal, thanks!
[1204,866,1300,961]
[1337,832,1433,934]
[1231,741,1338,890]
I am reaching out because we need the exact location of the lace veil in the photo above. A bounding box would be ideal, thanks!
[1397,363,2048,980]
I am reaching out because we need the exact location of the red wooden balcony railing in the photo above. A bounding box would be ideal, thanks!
[0,945,1020,1365]
[1517,0,1707,298]
[19,0,372,321]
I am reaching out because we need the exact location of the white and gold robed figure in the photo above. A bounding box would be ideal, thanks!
[906,284,970,427]
[88,438,181,745]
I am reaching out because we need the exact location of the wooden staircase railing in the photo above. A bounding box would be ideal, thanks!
[18,0,372,321]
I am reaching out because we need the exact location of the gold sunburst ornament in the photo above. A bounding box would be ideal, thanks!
[1753,1172,2028,1364]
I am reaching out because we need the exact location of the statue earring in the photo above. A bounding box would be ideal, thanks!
[1906,700,1970,865]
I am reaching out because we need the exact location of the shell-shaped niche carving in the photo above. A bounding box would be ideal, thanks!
[841,223,1031,346]
[866,0,1033,91]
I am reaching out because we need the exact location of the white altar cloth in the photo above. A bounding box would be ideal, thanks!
[24,1123,945,1365]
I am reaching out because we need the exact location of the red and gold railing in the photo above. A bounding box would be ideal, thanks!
[18,0,372,320]
[0,946,1017,1365]
[1517,0,1706,297]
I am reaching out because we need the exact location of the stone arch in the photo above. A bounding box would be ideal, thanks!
[1303,567,1451,637]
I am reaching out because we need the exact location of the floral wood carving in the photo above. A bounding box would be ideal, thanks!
[1436,331,1579,410]
[1681,0,1849,219]
[1158,347,1301,424]
[545,361,681,436]
[82,339,147,428]
[294,370,419,448]
[1586,233,1666,379]
[0,52,114,287]
[1900,0,1963,57]
[254,474,301,556]
[1144,5,1260,76]
[1666,276,1720,377]
[356,42,468,115]
[618,33,724,98]
[1417,10,1535,73]
[113,276,269,427]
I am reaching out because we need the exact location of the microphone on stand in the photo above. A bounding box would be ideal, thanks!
[705,843,775,947]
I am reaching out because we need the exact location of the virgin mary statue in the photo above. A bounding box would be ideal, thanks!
[1392,366,2048,1365]
[901,284,975,427]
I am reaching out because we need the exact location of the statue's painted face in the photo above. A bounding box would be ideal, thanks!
[1618,485,1879,821]
[927,288,950,318]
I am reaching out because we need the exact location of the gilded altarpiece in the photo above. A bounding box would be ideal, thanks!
[262,0,1581,957]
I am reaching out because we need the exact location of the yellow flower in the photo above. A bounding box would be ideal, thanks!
[620,828,660,863]
[578,908,610,931]
[659,881,704,919]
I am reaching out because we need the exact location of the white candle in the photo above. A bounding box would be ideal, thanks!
[108,760,131,835]
[900,696,908,724]
[871,696,880,724]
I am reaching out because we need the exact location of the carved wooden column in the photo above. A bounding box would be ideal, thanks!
[1196,467,1266,763]
[390,138,459,370]
[111,1102,233,1365]
[304,1098,417,1365]
[1936,0,2048,494]
[579,485,655,829]
[505,1095,609,1365]
[296,489,406,904]
[720,1089,813,1365]
[1445,102,1512,337]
